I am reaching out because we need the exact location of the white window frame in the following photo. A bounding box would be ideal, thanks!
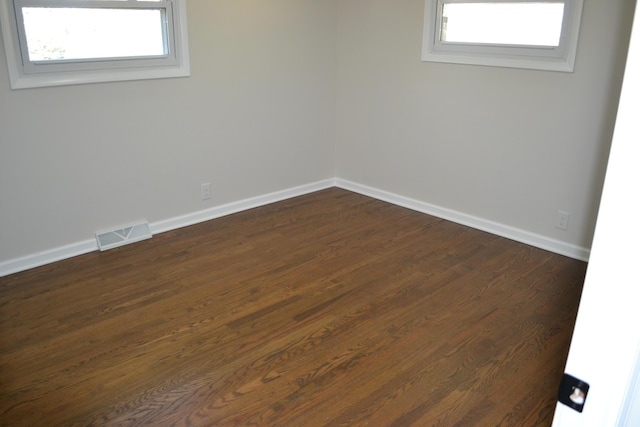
[421,0,584,72]
[0,0,190,89]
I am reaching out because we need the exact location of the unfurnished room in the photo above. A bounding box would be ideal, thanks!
[1,1,639,426]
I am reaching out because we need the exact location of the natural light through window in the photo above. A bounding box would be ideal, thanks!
[421,0,584,72]
[0,0,190,89]
[22,8,168,61]
[441,2,565,46]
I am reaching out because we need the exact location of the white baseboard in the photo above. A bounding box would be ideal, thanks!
[0,177,589,278]
[0,179,336,278]
[335,179,590,262]
[150,179,336,235]
[0,240,100,279]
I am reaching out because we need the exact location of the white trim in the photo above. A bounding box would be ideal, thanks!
[0,240,99,278]
[335,178,590,261]
[421,0,584,72]
[0,179,335,277]
[150,179,335,235]
[0,0,191,89]
[619,342,640,426]
[0,177,589,277]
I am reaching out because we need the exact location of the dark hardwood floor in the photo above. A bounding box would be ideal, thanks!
[0,188,587,426]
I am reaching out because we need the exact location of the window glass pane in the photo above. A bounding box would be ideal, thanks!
[441,2,565,47]
[21,7,167,61]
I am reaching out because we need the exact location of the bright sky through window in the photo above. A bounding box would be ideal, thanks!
[22,7,167,62]
[441,2,565,46]
[1,0,190,88]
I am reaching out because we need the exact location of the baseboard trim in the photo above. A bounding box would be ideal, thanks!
[335,179,590,262]
[0,177,589,277]
[150,179,336,235]
[0,240,99,279]
[0,179,336,278]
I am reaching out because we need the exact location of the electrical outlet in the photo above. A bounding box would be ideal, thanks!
[556,211,570,230]
[201,182,211,201]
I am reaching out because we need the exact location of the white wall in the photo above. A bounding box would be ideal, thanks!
[0,0,635,273]
[335,0,635,252]
[0,1,337,264]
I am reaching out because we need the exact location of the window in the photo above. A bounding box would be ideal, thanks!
[421,0,584,72]
[0,0,190,89]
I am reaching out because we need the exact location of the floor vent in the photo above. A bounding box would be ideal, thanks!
[96,222,152,251]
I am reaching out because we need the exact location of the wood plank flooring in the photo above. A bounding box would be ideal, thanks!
[0,188,587,426]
